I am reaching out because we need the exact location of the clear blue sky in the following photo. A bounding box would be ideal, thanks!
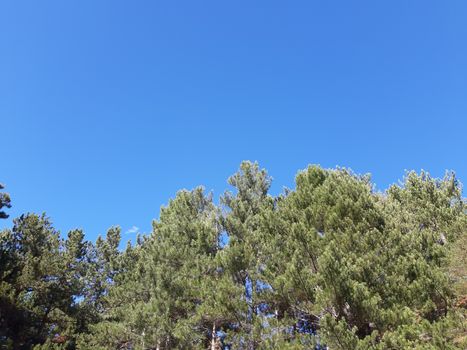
[1,1,466,242]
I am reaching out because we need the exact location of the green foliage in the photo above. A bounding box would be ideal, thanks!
[217,161,274,349]
[0,183,11,219]
[79,187,222,349]
[0,214,87,348]
[1,165,466,349]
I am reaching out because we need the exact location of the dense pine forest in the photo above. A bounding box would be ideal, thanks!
[1,162,466,349]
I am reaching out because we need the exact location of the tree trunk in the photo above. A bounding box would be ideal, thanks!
[211,323,217,350]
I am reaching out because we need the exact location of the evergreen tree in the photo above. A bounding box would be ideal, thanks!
[81,187,222,349]
[0,183,11,219]
[2,163,465,349]
[85,226,122,314]
[0,214,87,349]
[219,161,274,349]
[259,167,466,349]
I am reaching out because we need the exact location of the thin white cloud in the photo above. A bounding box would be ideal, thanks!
[125,226,139,234]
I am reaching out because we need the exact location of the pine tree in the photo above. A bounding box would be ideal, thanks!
[4,163,464,349]
[258,166,466,349]
[0,214,86,349]
[80,187,222,349]
[218,161,274,349]
[0,183,11,219]
[144,188,223,349]
[303,169,464,349]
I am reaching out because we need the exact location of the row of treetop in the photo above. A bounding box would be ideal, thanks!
[0,161,466,349]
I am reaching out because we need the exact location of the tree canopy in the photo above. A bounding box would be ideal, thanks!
[0,183,11,219]
[1,162,466,349]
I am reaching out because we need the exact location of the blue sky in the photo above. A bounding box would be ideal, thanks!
[1,1,466,242]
